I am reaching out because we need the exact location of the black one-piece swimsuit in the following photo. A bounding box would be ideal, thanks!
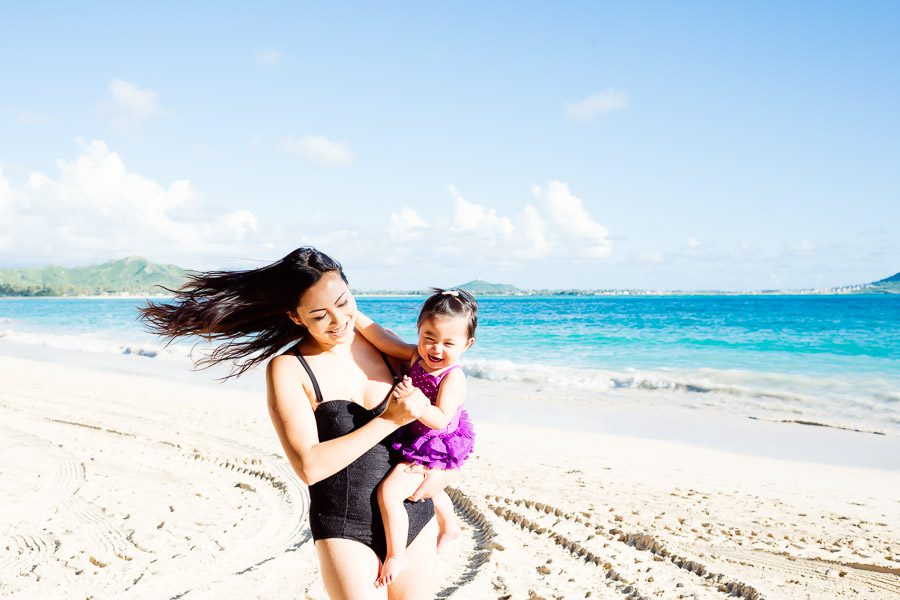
[293,348,435,561]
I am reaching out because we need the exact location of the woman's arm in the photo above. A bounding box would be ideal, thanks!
[414,369,466,430]
[266,355,423,485]
[354,311,417,361]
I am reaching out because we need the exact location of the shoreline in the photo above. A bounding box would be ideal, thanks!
[1,337,898,470]
[468,376,900,471]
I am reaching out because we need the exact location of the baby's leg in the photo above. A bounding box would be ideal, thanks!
[375,463,425,588]
[432,490,461,554]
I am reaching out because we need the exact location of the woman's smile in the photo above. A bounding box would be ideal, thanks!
[327,320,352,337]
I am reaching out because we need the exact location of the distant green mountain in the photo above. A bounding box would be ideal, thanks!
[857,272,900,294]
[2,258,895,297]
[453,279,520,295]
[0,256,188,296]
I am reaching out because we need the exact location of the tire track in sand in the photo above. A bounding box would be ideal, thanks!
[711,546,900,597]
[489,494,765,599]
[435,487,499,599]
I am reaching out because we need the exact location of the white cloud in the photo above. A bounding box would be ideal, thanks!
[388,207,429,240]
[255,48,284,65]
[379,182,610,264]
[687,237,700,248]
[534,181,611,258]
[449,185,514,240]
[0,140,262,264]
[0,145,619,284]
[99,79,162,128]
[220,209,258,240]
[520,204,552,258]
[564,89,629,123]
[280,134,354,167]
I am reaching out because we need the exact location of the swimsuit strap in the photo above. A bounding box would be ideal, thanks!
[377,352,403,411]
[380,351,400,381]
[434,364,463,391]
[293,346,399,407]
[292,348,324,404]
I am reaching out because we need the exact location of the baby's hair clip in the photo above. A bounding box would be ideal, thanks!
[441,290,460,297]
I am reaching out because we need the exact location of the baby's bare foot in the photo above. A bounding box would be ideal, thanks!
[375,554,410,587]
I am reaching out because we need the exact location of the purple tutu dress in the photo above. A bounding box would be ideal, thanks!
[391,360,475,470]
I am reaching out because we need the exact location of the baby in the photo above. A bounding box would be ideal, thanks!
[355,288,477,587]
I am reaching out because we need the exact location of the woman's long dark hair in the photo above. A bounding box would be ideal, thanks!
[139,247,347,379]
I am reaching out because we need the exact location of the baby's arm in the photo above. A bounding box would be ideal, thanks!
[354,311,417,361]
[415,369,466,430]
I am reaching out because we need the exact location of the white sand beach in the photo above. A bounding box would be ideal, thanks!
[1,349,899,599]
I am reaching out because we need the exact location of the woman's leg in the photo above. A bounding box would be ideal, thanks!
[431,490,461,553]
[387,517,438,600]
[376,464,426,587]
[315,538,386,600]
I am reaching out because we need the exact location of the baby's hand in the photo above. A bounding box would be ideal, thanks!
[393,376,416,399]
[383,376,427,425]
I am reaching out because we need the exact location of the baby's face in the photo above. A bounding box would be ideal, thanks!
[417,315,473,371]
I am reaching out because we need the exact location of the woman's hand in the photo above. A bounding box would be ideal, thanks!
[380,377,428,426]
[407,466,458,502]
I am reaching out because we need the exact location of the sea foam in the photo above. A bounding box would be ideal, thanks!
[462,358,900,436]
[0,328,186,361]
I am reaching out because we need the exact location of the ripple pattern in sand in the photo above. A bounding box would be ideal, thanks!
[0,381,311,599]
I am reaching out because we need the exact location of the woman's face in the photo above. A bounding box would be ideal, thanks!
[292,271,357,346]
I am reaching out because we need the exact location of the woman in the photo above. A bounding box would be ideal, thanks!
[141,247,454,599]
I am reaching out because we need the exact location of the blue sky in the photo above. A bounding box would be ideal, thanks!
[1,2,897,290]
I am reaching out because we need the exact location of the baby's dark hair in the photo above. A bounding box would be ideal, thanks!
[417,288,478,338]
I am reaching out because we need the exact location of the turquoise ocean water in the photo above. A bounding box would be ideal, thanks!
[1,295,898,435]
